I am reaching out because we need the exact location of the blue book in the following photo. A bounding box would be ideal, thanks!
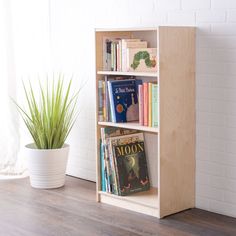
[108,79,139,122]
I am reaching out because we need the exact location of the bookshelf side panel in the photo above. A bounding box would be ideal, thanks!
[158,26,196,218]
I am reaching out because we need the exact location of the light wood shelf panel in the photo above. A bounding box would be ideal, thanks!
[98,121,158,133]
[99,187,158,217]
[97,71,158,77]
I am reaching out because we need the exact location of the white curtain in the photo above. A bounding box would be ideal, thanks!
[0,0,52,177]
[0,0,26,177]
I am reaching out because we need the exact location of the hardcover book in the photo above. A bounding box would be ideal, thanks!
[101,127,138,194]
[109,132,150,196]
[108,79,139,123]
[152,84,158,128]
[127,48,157,72]
[143,82,149,126]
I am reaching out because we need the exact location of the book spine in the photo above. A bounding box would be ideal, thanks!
[119,40,122,72]
[104,76,109,122]
[152,84,158,128]
[138,84,144,125]
[143,82,148,126]
[108,141,119,195]
[100,139,106,192]
[98,80,103,121]
[116,43,120,71]
[148,83,152,127]
[114,42,117,71]
[107,41,111,70]
[101,128,111,193]
[107,81,116,122]
[102,81,106,121]
[111,42,114,71]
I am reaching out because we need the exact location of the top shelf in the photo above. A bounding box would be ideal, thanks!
[97,71,158,77]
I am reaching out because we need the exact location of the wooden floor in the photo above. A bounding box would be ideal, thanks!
[0,176,236,236]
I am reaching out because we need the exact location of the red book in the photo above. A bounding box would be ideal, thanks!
[138,84,144,125]
[143,82,148,126]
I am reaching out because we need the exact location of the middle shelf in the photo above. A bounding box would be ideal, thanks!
[98,121,158,133]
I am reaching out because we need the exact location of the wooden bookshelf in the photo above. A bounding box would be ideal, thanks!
[95,27,195,218]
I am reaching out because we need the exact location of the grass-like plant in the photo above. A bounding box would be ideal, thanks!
[14,76,79,149]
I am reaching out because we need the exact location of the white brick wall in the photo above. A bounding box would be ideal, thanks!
[49,0,236,218]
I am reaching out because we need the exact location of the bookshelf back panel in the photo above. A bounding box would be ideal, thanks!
[144,133,158,188]
[131,30,157,48]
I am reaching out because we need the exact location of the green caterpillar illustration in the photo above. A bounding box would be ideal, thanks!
[131,51,156,70]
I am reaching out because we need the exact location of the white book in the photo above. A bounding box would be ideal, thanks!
[127,48,157,72]
[121,39,141,72]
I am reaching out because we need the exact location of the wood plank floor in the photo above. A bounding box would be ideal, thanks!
[0,176,236,236]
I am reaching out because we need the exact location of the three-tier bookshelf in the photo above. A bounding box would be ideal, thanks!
[95,27,195,218]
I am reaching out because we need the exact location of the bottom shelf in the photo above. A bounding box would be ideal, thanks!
[99,187,159,217]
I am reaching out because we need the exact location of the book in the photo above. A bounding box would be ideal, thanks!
[108,79,139,123]
[143,82,148,126]
[152,84,158,128]
[98,80,103,121]
[100,140,106,192]
[101,127,138,194]
[138,84,144,125]
[127,48,157,72]
[109,132,150,196]
[148,83,152,127]
[121,39,141,72]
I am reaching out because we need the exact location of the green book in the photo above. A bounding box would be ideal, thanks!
[152,84,158,128]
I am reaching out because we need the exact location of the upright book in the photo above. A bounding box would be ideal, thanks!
[109,132,150,196]
[108,79,139,122]
[101,127,137,194]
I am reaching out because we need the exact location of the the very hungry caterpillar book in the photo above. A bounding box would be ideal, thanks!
[109,132,150,196]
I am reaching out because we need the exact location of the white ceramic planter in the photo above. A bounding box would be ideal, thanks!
[25,143,69,189]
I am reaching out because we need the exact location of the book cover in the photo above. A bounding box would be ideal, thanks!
[143,82,148,126]
[152,84,158,128]
[108,79,139,123]
[138,84,144,125]
[127,48,157,72]
[101,127,137,195]
[148,83,152,127]
[109,132,150,196]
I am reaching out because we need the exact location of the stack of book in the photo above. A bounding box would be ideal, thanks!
[103,37,157,72]
[100,127,150,196]
[138,82,158,128]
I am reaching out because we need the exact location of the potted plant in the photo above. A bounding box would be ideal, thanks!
[14,76,79,188]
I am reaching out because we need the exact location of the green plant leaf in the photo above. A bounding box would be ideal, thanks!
[13,75,79,149]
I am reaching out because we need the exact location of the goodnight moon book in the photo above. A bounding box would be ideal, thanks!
[108,79,140,123]
[109,132,150,196]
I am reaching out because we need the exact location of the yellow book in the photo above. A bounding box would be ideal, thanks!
[148,82,152,127]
